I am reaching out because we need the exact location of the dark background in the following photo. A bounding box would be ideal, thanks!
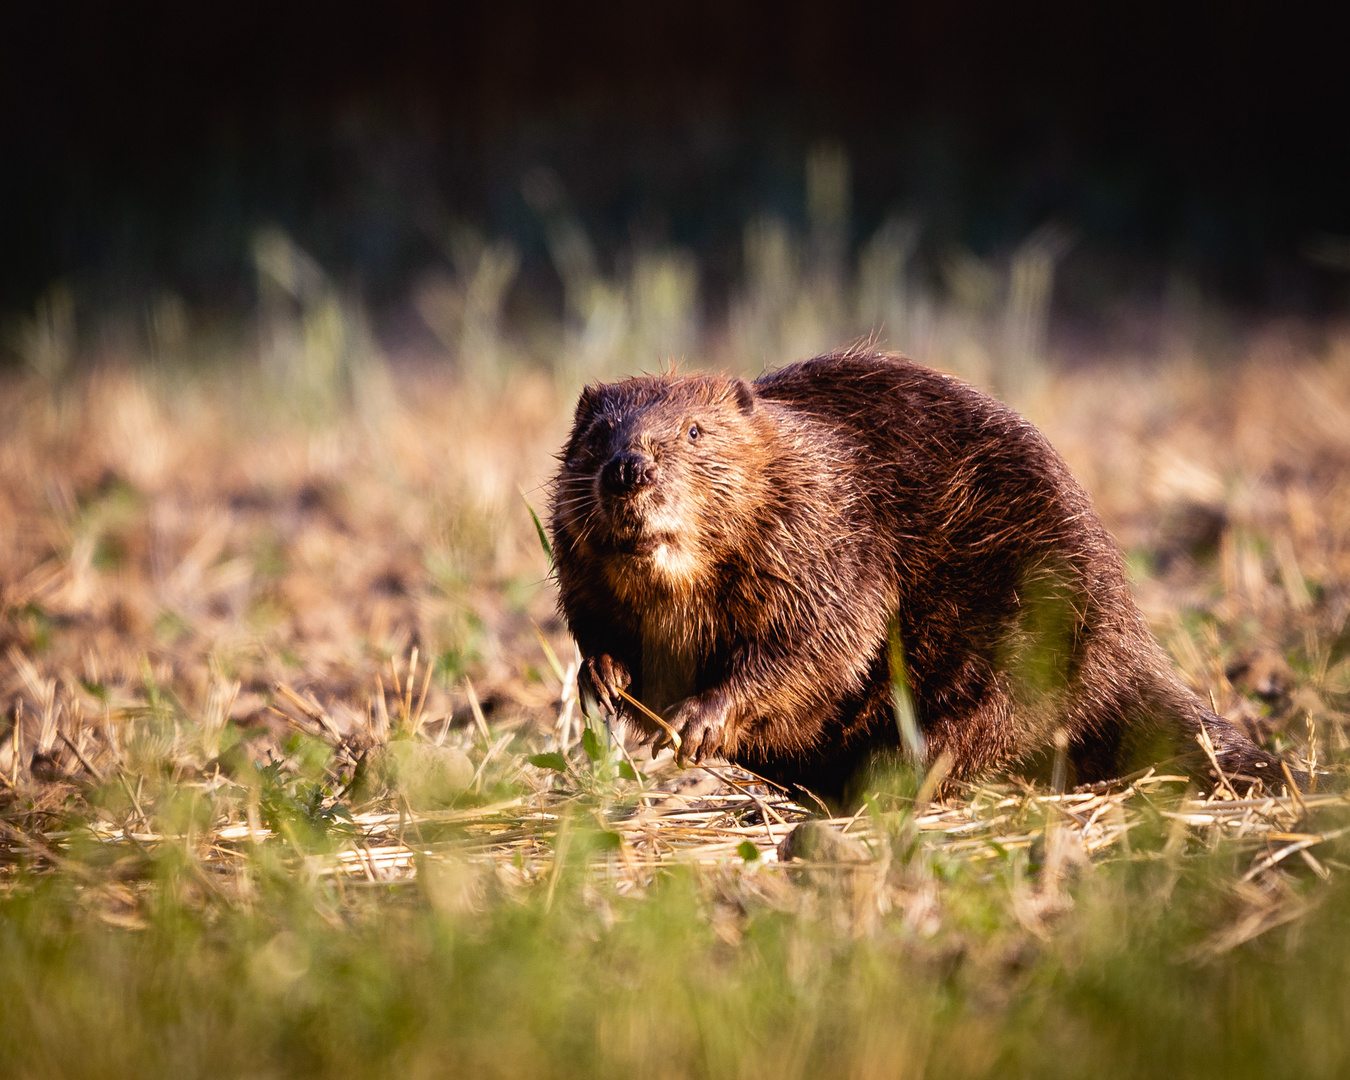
[4,1,1349,342]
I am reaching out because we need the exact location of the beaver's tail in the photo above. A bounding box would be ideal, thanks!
[1181,702,1310,793]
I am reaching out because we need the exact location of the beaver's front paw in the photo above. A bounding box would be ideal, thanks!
[668,692,733,764]
[578,654,631,715]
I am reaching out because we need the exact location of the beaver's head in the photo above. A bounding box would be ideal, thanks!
[551,373,764,587]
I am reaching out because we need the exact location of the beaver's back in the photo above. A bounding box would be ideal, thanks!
[746,355,1139,784]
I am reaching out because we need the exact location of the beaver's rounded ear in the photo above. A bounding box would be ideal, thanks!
[731,377,756,414]
[573,384,603,425]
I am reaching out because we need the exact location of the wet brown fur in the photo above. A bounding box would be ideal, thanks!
[550,349,1301,804]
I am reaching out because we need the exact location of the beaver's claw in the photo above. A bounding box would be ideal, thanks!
[579,653,630,715]
[668,692,732,764]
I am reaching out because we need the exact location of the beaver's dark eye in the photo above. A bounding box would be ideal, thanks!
[687,424,701,442]
[585,420,612,449]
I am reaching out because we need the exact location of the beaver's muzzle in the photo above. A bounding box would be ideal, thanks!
[600,452,657,498]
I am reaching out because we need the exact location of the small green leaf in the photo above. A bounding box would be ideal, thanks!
[592,829,622,852]
[520,489,554,568]
[581,726,602,762]
[617,761,639,782]
[528,752,569,773]
[737,840,761,862]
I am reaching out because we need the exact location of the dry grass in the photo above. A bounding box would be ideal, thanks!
[4,336,1350,894]
[3,334,1350,1078]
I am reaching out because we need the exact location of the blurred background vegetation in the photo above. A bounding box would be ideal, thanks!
[4,4,1350,1078]
[3,1,1350,377]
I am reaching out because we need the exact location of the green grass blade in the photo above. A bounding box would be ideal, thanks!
[520,487,554,568]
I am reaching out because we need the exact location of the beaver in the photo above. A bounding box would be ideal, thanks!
[549,348,1302,803]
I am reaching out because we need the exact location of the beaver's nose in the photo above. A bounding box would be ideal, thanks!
[600,452,657,497]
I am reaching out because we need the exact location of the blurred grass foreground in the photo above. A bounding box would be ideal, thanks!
[5,170,1350,1078]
